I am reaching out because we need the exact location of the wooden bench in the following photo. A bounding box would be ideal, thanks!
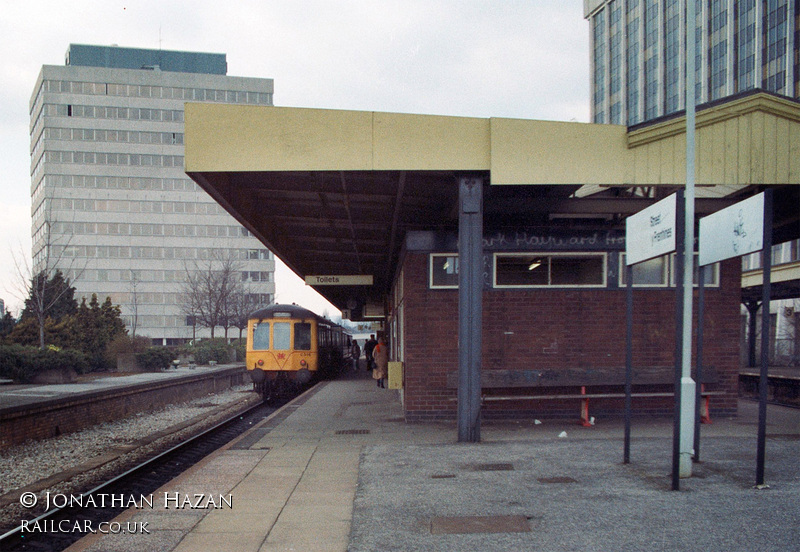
[446,367,724,426]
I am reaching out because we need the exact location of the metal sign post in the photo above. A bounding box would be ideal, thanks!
[693,265,705,463]
[756,190,773,487]
[624,264,633,464]
[698,189,771,486]
[672,190,686,490]
[624,193,679,471]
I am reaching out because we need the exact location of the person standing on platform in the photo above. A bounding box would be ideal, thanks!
[364,334,378,371]
[351,340,361,371]
[372,337,389,388]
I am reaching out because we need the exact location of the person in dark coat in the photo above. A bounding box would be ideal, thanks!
[350,340,361,371]
[364,334,378,370]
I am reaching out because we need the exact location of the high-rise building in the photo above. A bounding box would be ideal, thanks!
[30,44,276,344]
[585,0,799,125]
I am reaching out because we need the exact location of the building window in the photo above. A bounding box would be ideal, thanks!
[493,253,607,288]
[626,2,641,125]
[643,0,660,119]
[592,10,608,123]
[621,253,719,287]
[663,0,681,114]
[619,254,669,286]
[669,253,720,287]
[429,253,459,289]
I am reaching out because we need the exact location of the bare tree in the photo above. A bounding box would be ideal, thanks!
[10,218,86,349]
[179,252,241,339]
[228,287,267,340]
[129,270,140,339]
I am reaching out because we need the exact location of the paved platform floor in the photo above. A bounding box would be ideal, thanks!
[0,364,244,412]
[66,366,799,552]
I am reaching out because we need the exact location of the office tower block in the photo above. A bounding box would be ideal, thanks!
[30,44,276,344]
[585,0,799,125]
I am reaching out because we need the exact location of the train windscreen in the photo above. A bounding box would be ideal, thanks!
[273,322,291,350]
[295,323,312,350]
[252,323,270,350]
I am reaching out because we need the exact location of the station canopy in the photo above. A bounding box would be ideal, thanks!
[184,94,800,318]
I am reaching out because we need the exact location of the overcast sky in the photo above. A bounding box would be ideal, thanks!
[0,1,590,316]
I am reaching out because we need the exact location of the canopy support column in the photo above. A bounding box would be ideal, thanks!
[457,175,483,443]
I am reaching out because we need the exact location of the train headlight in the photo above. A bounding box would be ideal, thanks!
[300,360,307,367]
[257,359,264,366]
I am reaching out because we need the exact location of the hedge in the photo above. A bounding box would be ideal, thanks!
[0,344,90,383]
[134,347,173,372]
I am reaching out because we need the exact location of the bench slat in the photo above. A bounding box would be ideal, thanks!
[446,367,719,389]
[447,390,725,402]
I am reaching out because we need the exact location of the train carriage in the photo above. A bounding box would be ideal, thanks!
[246,304,351,400]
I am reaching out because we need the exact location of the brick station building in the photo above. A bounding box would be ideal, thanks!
[184,91,800,424]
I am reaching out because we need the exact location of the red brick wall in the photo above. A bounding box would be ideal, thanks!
[401,252,741,421]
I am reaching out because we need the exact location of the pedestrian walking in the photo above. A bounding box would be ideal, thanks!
[372,337,389,388]
[364,334,378,371]
[351,340,361,371]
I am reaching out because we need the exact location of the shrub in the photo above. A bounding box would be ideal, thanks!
[0,344,90,382]
[0,344,31,382]
[104,334,152,369]
[186,339,232,365]
[135,347,173,372]
[53,347,91,374]
[231,339,246,362]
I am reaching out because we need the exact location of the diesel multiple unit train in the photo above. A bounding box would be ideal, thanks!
[246,304,352,400]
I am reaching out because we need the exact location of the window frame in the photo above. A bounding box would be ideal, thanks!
[493,252,608,289]
[669,253,720,288]
[429,253,459,289]
[618,253,670,287]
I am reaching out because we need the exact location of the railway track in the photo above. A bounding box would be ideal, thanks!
[0,398,277,552]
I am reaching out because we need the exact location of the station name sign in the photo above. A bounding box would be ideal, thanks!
[699,192,764,266]
[625,193,677,265]
[304,275,374,286]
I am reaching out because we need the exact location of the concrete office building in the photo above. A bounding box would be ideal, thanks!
[30,44,276,344]
[585,0,799,125]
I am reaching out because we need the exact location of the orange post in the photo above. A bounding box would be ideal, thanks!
[579,386,593,427]
[700,384,712,424]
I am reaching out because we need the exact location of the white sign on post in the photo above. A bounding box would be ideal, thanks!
[625,193,678,265]
[699,192,764,266]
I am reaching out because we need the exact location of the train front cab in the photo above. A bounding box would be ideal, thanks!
[247,313,318,397]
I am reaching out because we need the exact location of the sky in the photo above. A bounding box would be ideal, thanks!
[0,0,591,317]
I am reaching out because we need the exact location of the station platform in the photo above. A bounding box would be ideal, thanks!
[68,366,799,552]
[0,364,245,412]
[0,364,247,448]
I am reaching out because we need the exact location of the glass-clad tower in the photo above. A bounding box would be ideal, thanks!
[586,0,799,125]
[30,45,276,344]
